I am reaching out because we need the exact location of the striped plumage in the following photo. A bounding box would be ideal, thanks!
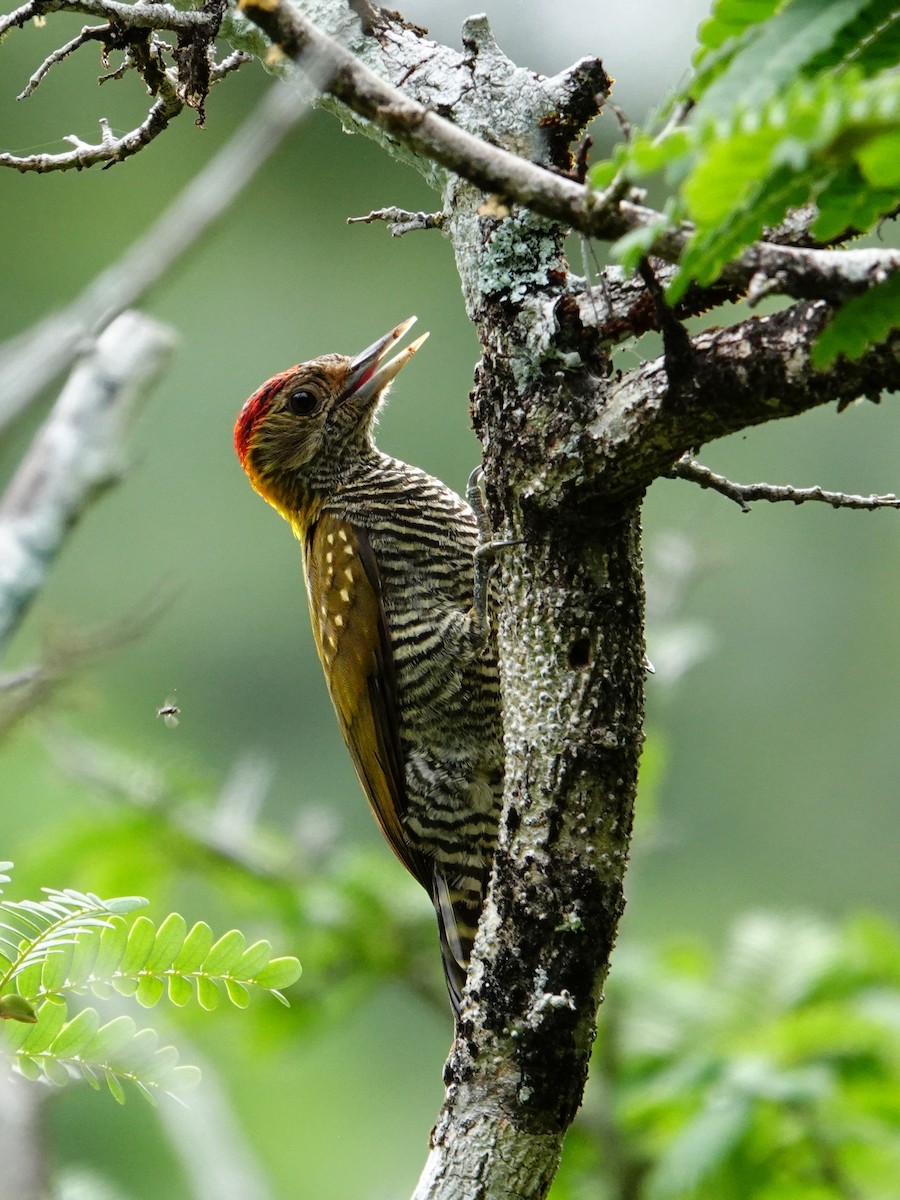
[234,319,503,1013]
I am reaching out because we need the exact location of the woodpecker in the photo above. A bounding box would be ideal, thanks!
[234,318,503,1014]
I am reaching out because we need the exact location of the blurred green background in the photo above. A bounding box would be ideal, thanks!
[2,1,898,1196]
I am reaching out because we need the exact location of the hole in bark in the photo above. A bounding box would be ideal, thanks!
[568,637,591,669]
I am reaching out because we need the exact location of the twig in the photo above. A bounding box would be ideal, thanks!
[0,312,176,655]
[16,22,112,99]
[0,0,215,38]
[670,455,900,514]
[0,73,315,433]
[347,206,444,236]
[3,39,251,174]
[1,95,182,173]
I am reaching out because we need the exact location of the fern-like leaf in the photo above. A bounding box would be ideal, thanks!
[0,887,148,1000]
[1,867,299,1108]
[2,999,201,1103]
[9,911,300,1012]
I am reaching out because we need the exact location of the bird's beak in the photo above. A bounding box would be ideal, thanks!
[341,317,429,403]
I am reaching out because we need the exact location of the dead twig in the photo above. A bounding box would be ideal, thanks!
[671,455,900,513]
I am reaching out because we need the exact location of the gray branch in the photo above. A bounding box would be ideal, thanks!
[671,456,900,513]
[0,0,216,37]
[347,206,445,236]
[0,96,183,174]
[0,312,176,655]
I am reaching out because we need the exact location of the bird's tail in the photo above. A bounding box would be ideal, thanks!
[432,866,489,1017]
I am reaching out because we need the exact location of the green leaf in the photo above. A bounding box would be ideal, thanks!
[141,1044,179,1083]
[612,214,674,274]
[224,979,251,1008]
[587,158,618,189]
[135,974,165,1009]
[131,1079,158,1107]
[121,916,157,975]
[805,0,900,78]
[16,1055,42,1081]
[106,1072,127,1105]
[812,272,900,368]
[857,130,900,187]
[693,0,884,115]
[50,1007,101,1057]
[695,0,782,62]
[68,929,101,988]
[202,929,246,975]
[813,163,898,238]
[235,939,274,979]
[12,961,42,1000]
[146,912,187,973]
[174,922,214,972]
[93,917,129,980]
[21,998,68,1052]
[167,973,193,1007]
[42,1057,72,1087]
[82,1014,137,1060]
[195,975,219,1012]
[669,68,900,296]
[116,1026,159,1070]
[40,942,74,993]
[111,975,140,997]
[101,896,149,915]
[254,956,302,991]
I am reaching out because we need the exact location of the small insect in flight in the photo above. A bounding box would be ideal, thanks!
[156,698,181,729]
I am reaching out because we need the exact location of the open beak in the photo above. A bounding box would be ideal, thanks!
[341,317,429,403]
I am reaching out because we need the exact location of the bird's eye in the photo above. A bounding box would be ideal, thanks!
[287,389,318,416]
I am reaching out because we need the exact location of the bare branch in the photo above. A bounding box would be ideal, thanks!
[671,455,900,513]
[347,206,444,236]
[746,244,900,306]
[0,312,176,654]
[0,0,216,38]
[1,0,244,173]
[0,94,182,173]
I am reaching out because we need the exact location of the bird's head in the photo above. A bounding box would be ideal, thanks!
[235,317,428,517]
